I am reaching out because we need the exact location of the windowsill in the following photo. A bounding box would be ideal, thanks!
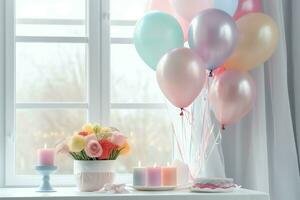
[0,187,269,200]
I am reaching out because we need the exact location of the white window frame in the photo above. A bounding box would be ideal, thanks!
[0,0,6,189]
[3,0,113,187]
[2,0,169,187]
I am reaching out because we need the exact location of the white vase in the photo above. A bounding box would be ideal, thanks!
[74,160,115,192]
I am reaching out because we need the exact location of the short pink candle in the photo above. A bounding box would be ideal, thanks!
[162,166,177,186]
[146,166,161,186]
[37,144,55,166]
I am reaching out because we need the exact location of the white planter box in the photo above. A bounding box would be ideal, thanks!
[74,160,115,192]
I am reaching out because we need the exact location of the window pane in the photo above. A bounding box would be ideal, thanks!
[16,0,86,19]
[16,43,86,102]
[15,109,87,175]
[111,25,134,38]
[111,0,148,20]
[111,44,165,103]
[16,24,86,37]
[110,109,173,173]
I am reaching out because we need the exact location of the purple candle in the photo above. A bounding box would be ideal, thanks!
[147,165,161,186]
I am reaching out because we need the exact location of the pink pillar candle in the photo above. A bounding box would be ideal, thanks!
[146,166,161,186]
[37,145,55,166]
[162,166,177,186]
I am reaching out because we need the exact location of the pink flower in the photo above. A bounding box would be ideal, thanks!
[85,140,103,158]
[85,134,98,143]
[56,142,69,154]
[110,132,126,146]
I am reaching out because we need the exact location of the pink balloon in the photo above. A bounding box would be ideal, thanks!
[171,0,212,22]
[146,0,189,40]
[234,0,262,20]
[209,69,256,126]
[146,0,174,14]
[178,18,189,41]
[157,48,206,108]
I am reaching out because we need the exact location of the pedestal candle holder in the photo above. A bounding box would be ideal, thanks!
[35,165,57,192]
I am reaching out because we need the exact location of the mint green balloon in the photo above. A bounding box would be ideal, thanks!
[134,11,184,70]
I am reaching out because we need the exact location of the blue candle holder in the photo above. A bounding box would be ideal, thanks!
[35,165,57,192]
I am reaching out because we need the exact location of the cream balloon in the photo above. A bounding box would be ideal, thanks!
[225,13,279,71]
[171,0,212,22]
[156,48,206,108]
[209,69,256,126]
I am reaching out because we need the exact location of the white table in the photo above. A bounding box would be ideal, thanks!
[0,187,269,200]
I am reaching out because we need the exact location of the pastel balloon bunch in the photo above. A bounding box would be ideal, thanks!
[134,0,279,128]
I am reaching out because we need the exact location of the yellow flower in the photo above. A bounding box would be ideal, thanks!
[82,123,94,134]
[93,123,101,134]
[98,127,112,139]
[69,135,86,152]
[119,142,131,156]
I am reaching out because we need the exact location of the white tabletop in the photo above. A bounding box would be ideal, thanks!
[0,187,269,200]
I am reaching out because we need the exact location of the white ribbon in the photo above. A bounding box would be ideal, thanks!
[99,184,130,194]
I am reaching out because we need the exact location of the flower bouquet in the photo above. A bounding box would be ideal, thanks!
[56,123,130,192]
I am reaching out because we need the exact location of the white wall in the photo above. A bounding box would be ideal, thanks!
[0,0,6,187]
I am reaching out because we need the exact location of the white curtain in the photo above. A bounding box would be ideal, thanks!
[221,1,300,200]
[171,1,300,200]
[286,0,300,167]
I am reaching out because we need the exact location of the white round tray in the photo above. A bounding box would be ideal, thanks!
[133,185,176,191]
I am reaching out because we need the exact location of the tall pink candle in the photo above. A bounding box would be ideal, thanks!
[37,144,55,166]
[147,166,161,186]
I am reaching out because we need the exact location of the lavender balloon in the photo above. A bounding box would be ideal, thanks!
[188,9,238,70]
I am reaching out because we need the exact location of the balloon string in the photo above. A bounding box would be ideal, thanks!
[199,78,210,161]
[170,115,187,166]
[189,105,195,169]
[165,101,194,180]
[197,78,216,176]
[205,128,222,160]
[182,114,195,181]
[202,123,215,165]
[196,123,215,176]
[171,123,185,164]
[172,115,195,181]
[196,124,223,177]
[181,113,186,159]
[202,79,210,153]
[199,104,208,167]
